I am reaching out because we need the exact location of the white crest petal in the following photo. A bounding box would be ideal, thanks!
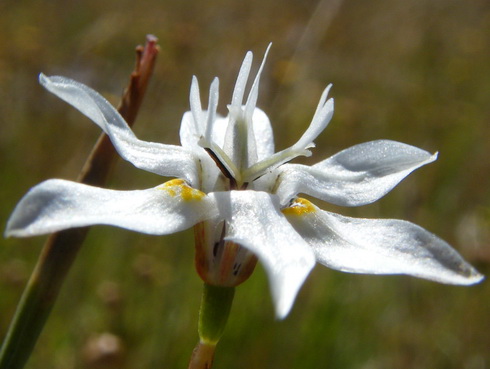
[205,77,220,141]
[243,86,334,182]
[40,74,199,185]
[180,77,223,165]
[285,202,483,285]
[251,108,274,161]
[244,43,271,120]
[276,140,438,206]
[210,190,315,318]
[231,51,253,108]
[189,76,205,137]
[6,179,217,237]
[292,85,333,151]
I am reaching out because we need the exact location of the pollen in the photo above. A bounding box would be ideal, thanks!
[282,198,316,216]
[158,179,205,201]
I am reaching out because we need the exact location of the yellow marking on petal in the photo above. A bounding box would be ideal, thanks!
[166,188,177,197]
[282,198,316,216]
[158,179,205,201]
[164,179,186,187]
[181,185,205,201]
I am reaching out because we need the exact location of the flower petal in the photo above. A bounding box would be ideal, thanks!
[243,86,334,182]
[292,85,333,151]
[284,199,484,285]
[189,76,205,138]
[231,51,253,108]
[6,179,217,237]
[39,74,199,185]
[210,190,316,318]
[275,140,437,206]
[205,77,220,142]
[201,109,273,162]
[244,43,271,120]
[180,111,202,151]
[250,108,274,161]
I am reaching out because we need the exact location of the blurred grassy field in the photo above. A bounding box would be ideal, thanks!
[1,0,489,368]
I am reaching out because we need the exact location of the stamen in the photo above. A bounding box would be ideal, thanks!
[204,147,238,189]
[242,85,334,183]
[242,146,311,183]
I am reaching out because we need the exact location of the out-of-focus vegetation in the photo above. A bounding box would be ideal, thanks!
[1,0,489,368]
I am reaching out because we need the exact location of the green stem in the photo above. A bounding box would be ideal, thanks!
[188,283,235,369]
[0,230,87,369]
[199,283,235,344]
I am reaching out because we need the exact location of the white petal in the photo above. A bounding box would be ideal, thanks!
[6,179,217,237]
[205,77,220,141]
[40,74,199,185]
[210,116,229,148]
[180,77,207,150]
[293,85,333,151]
[284,200,484,285]
[231,51,253,108]
[251,108,274,161]
[189,76,204,137]
[244,43,271,120]
[276,140,438,206]
[210,190,315,318]
[180,111,202,150]
[242,87,333,183]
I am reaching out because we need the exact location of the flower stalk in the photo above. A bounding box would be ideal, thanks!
[189,283,235,369]
[188,341,216,369]
[198,284,235,344]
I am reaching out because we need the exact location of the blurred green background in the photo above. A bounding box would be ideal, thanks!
[1,0,489,368]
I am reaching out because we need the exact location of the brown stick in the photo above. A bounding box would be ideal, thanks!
[188,341,216,369]
[79,34,159,185]
[0,35,159,369]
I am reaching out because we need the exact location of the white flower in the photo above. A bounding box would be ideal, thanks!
[5,45,483,319]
